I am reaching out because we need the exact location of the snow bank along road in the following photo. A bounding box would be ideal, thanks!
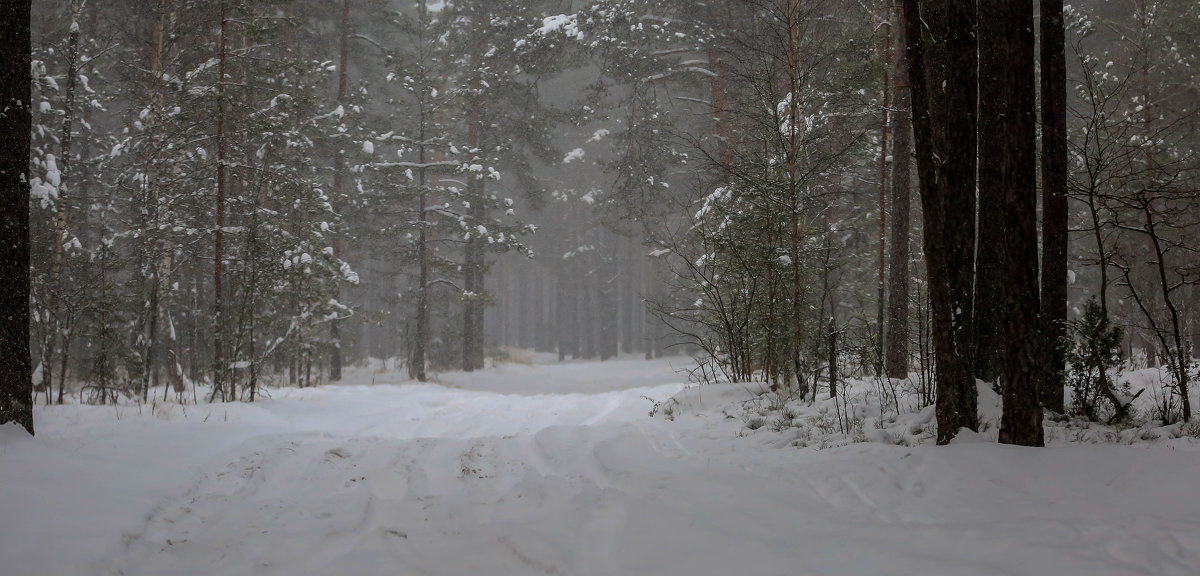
[3,357,1199,576]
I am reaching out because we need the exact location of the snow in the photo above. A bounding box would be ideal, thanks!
[562,147,585,164]
[3,358,1199,576]
[44,153,61,188]
[538,14,583,40]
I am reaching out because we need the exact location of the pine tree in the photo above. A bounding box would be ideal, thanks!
[902,0,980,444]
[442,0,564,371]
[328,0,351,383]
[1039,0,1069,414]
[987,0,1043,447]
[884,0,912,379]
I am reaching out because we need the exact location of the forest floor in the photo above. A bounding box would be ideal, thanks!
[3,355,1199,576]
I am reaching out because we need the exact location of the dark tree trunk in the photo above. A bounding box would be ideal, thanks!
[974,0,1006,385]
[460,19,487,373]
[902,0,979,444]
[211,1,229,402]
[620,237,636,355]
[885,0,912,379]
[142,271,159,403]
[329,0,351,382]
[50,0,82,406]
[704,0,731,168]
[557,252,578,361]
[0,0,34,435]
[828,326,838,398]
[1039,0,1068,414]
[463,237,479,371]
[987,0,1044,446]
[876,20,891,378]
[469,198,486,371]
[644,254,656,360]
[412,144,429,381]
[599,241,619,361]
[582,266,597,360]
[462,159,486,372]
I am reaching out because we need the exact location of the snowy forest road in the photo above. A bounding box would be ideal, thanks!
[3,357,1199,576]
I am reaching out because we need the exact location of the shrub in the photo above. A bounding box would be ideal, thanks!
[1066,298,1135,423]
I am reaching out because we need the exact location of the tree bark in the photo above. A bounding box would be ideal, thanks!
[329,0,350,382]
[902,0,979,444]
[704,0,732,168]
[461,14,487,373]
[0,0,34,435]
[1039,0,1068,414]
[49,0,83,406]
[876,19,891,378]
[411,134,430,381]
[989,0,1044,446]
[462,185,486,371]
[974,0,1006,385]
[599,244,619,361]
[211,1,229,401]
[828,325,838,398]
[462,170,483,372]
[885,0,912,379]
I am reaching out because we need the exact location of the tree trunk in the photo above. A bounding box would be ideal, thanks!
[1039,0,1068,414]
[142,271,159,402]
[329,0,350,382]
[412,139,429,381]
[643,253,655,360]
[704,0,731,168]
[988,0,1044,446]
[582,264,597,360]
[557,247,578,361]
[0,0,34,435]
[974,0,1006,386]
[885,0,912,379]
[462,183,487,371]
[211,0,229,402]
[461,18,487,373]
[828,325,838,398]
[620,237,635,355]
[599,239,619,361]
[902,0,979,444]
[876,20,891,378]
[48,0,83,405]
[462,167,484,372]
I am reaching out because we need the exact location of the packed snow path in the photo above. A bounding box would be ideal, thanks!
[4,357,1199,576]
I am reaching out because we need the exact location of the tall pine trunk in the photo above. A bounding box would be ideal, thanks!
[902,0,979,444]
[411,130,430,381]
[48,0,83,405]
[462,174,486,371]
[329,0,351,382]
[974,0,1007,385]
[1039,0,1068,414]
[704,0,731,168]
[876,19,891,378]
[0,0,34,435]
[885,0,912,379]
[989,0,1044,446]
[211,1,229,402]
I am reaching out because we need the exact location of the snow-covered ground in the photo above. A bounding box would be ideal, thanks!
[3,356,1199,576]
